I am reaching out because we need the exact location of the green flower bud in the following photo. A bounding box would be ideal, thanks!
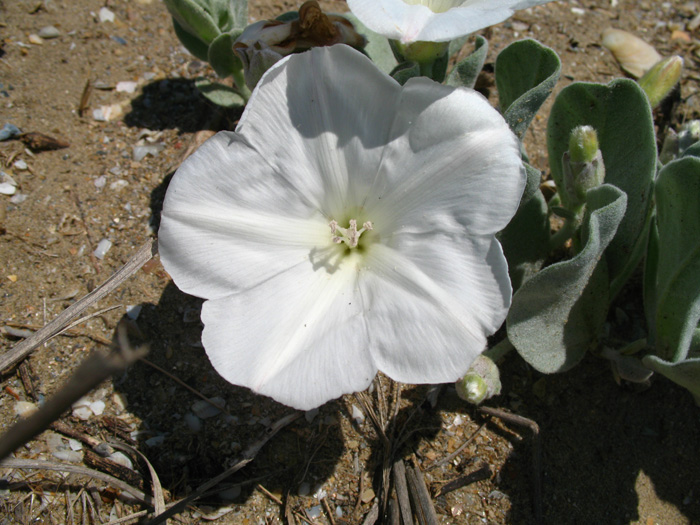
[678,120,700,154]
[456,355,502,405]
[638,56,683,109]
[393,40,449,65]
[562,126,606,209]
[568,125,599,164]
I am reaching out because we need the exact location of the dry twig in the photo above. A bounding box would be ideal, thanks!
[479,406,542,523]
[426,422,487,471]
[0,239,157,373]
[0,321,148,461]
[432,463,492,497]
[405,463,439,525]
[0,459,152,506]
[144,411,302,524]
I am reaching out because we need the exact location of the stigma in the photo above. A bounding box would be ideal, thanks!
[329,219,373,248]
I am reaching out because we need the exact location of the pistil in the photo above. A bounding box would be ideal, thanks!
[329,219,373,248]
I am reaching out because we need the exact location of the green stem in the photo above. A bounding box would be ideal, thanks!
[609,203,654,301]
[418,60,434,78]
[483,338,515,363]
[618,337,648,356]
[549,215,580,252]
[231,67,251,102]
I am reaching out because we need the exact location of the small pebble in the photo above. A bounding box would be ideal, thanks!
[571,6,585,15]
[602,28,661,78]
[305,408,319,422]
[10,194,27,204]
[13,160,28,170]
[110,179,128,191]
[38,26,60,39]
[218,485,241,501]
[52,449,83,462]
[72,406,93,421]
[68,439,83,451]
[671,30,691,42]
[94,175,107,188]
[0,123,21,141]
[184,412,202,432]
[689,13,700,31]
[132,143,165,161]
[108,451,134,469]
[14,401,37,417]
[116,81,138,93]
[145,435,165,447]
[298,482,311,497]
[351,404,364,425]
[28,34,43,45]
[360,488,375,503]
[305,505,322,520]
[0,172,17,196]
[126,304,142,320]
[99,7,115,23]
[112,392,128,411]
[93,238,112,259]
[90,400,106,416]
[93,103,124,122]
[0,183,17,196]
[191,397,225,419]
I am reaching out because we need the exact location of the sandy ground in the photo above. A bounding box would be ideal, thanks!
[0,0,699,523]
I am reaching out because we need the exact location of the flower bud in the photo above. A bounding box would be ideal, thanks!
[638,56,683,108]
[678,120,700,154]
[233,1,365,89]
[456,355,502,405]
[562,126,606,209]
[393,40,449,65]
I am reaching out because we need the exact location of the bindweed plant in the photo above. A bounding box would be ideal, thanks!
[160,0,700,408]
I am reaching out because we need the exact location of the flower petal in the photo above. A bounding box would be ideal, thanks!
[201,256,375,410]
[237,45,404,217]
[360,234,510,383]
[159,131,329,300]
[347,0,552,43]
[365,78,525,237]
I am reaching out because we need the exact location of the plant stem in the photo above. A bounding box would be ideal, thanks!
[483,338,515,363]
[549,215,579,252]
[231,67,251,102]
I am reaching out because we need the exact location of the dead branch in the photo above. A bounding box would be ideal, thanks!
[0,238,157,373]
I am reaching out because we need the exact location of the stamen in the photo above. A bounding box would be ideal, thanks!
[329,219,373,248]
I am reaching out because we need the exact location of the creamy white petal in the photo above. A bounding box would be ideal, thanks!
[237,45,403,217]
[159,132,328,300]
[360,236,509,383]
[347,0,552,43]
[201,254,375,410]
[364,78,524,237]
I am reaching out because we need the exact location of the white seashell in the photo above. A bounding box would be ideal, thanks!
[602,28,662,78]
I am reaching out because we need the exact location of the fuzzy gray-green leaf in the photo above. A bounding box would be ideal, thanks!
[208,32,242,78]
[643,355,700,406]
[195,78,245,108]
[547,79,656,282]
[507,184,627,373]
[446,36,488,89]
[652,157,700,361]
[495,39,561,139]
[342,13,397,75]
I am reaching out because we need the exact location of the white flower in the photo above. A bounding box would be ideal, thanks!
[347,0,553,44]
[158,44,525,410]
